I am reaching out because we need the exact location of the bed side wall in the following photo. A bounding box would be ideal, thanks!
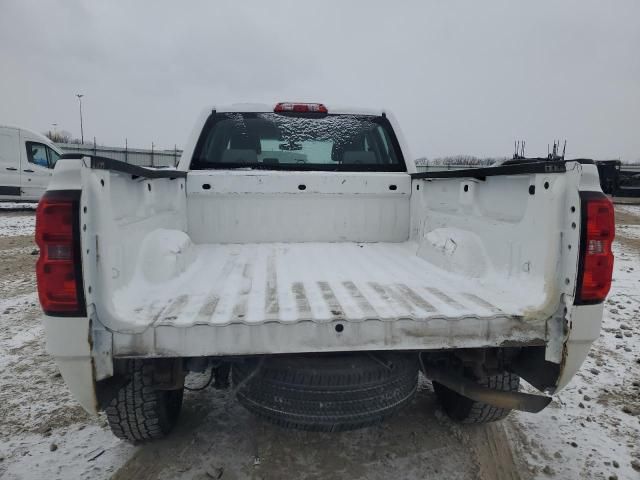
[81,168,187,332]
[409,165,583,319]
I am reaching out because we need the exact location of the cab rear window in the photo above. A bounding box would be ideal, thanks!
[190,112,405,172]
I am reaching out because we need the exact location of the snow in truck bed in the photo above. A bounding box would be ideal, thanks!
[113,232,547,328]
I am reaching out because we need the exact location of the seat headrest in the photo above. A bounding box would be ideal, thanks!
[221,149,258,164]
[342,151,376,165]
[331,135,366,162]
[229,132,261,153]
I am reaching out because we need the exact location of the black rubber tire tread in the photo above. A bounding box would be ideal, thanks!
[233,353,419,432]
[432,372,520,424]
[105,360,184,442]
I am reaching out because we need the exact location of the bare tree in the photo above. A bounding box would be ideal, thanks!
[44,130,79,144]
[418,155,507,166]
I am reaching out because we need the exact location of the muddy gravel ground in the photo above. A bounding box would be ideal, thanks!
[0,204,639,479]
[110,380,519,480]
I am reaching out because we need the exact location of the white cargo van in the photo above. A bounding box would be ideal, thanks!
[0,125,62,201]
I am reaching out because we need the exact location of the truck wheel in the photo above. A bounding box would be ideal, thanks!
[432,372,519,423]
[233,353,418,432]
[105,360,184,442]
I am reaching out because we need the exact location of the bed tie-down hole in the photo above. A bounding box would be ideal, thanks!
[460,182,475,204]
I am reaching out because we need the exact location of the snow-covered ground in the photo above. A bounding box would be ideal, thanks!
[0,203,37,237]
[0,202,37,211]
[0,211,135,479]
[616,204,640,215]
[617,224,640,240]
[0,214,35,237]
[0,204,638,479]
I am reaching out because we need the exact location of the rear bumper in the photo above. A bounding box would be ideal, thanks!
[42,303,601,415]
[112,314,547,357]
[553,303,603,392]
[43,315,98,414]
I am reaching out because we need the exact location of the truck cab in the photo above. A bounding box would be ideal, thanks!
[0,125,62,202]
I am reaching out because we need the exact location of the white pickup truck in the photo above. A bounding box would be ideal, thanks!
[36,103,615,442]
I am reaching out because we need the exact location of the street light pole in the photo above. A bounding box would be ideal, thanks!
[76,94,84,144]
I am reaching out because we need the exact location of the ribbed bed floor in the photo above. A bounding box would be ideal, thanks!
[117,242,536,328]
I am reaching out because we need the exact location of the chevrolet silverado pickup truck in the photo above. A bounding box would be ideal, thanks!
[36,103,615,442]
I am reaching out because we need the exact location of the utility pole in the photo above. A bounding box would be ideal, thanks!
[76,94,84,144]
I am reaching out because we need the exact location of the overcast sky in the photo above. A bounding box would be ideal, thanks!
[1,1,639,160]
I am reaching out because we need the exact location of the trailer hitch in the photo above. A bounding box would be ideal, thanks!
[423,367,552,414]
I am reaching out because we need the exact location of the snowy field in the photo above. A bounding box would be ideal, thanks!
[0,215,36,237]
[0,203,37,237]
[0,203,37,211]
[0,209,134,479]
[0,203,638,479]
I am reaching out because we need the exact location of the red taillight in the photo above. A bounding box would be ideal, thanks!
[274,102,328,113]
[576,192,615,304]
[36,191,85,316]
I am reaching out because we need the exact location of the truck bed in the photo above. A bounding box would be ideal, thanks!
[114,240,544,329]
[76,160,580,356]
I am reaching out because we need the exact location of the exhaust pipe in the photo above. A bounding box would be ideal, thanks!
[424,367,552,414]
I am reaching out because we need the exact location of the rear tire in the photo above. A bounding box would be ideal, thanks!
[233,353,419,432]
[432,372,519,423]
[105,360,184,442]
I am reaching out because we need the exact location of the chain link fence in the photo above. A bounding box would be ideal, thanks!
[56,141,182,167]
